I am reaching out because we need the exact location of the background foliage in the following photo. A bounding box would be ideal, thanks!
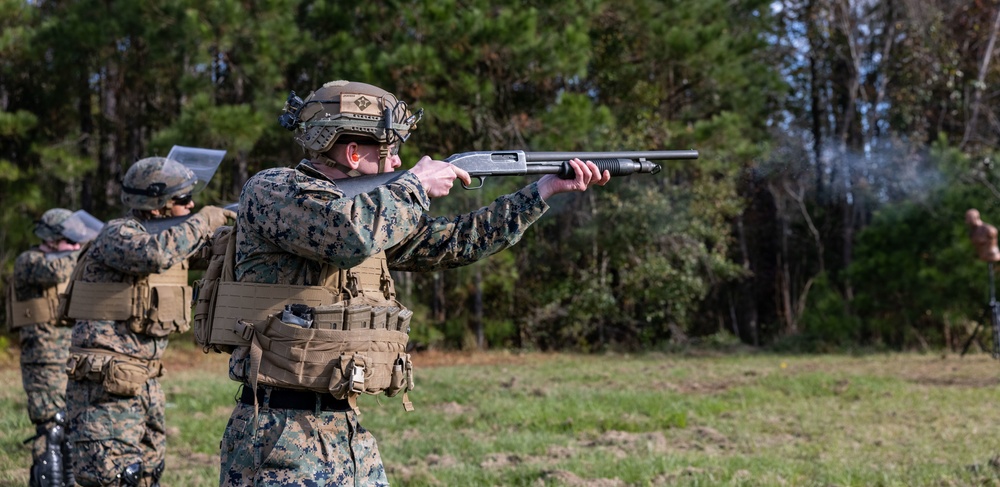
[4,0,1000,352]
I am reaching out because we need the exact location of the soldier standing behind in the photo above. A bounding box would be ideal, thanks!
[63,157,233,487]
[8,208,83,487]
[217,80,610,486]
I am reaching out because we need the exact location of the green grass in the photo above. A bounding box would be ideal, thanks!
[3,347,1000,486]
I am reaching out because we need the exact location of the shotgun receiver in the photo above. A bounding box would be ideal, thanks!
[333,149,699,198]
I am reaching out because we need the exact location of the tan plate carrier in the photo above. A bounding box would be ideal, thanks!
[61,259,192,337]
[6,282,67,330]
[192,225,415,411]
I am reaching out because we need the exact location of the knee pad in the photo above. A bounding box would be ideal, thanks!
[118,462,143,487]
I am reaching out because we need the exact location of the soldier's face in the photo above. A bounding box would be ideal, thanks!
[45,240,80,252]
[58,240,81,251]
[168,196,195,217]
[356,144,402,174]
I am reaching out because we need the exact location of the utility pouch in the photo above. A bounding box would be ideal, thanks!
[396,308,413,332]
[370,306,388,330]
[385,307,400,331]
[193,226,235,352]
[313,303,346,330]
[244,312,412,402]
[192,278,219,344]
[386,354,413,397]
[344,304,372,330]
[140,284,192,337]
[66,353,108,382]
[102,359,150,397]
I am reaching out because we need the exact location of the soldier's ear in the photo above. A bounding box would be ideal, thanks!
[344,143,361,170]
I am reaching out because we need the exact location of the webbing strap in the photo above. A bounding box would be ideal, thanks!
[248,322,263,422]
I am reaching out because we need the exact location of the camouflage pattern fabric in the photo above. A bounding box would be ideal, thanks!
[67,214,216,486]
[67,379,165,487]
[223,160,548,484]
[14,247,78,459]
[220,401,386,487]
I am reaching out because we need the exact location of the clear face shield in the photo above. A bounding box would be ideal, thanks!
[59,210,104,244]
[136,146,226,233]
[165,145,227,196]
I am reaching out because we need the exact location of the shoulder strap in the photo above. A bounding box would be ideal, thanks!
[57,241,94,325]
[221,226,237,282]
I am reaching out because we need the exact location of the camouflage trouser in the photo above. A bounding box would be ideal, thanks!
[220,401,389,486]
[66,377,166,486]
[19,323,71,458]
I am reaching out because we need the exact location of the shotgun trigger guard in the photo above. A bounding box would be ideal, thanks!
[463,176,485,190]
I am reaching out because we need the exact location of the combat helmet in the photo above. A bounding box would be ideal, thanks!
[120,157,197,211]
[279,80,422,173]
[34,208,73,242]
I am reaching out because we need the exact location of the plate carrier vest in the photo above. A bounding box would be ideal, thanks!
[60,254,192,337]
[192,226,415,412]
[6,281,68,330]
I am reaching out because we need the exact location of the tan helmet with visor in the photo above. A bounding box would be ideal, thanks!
[279,80,422,175]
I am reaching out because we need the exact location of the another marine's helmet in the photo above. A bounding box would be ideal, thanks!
[279,80,422,161]
[34,208,73,242]
[120,157,197,211]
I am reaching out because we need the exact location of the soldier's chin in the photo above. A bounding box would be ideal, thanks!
[170,207,193,217]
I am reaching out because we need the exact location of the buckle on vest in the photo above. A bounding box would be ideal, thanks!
[236,320,255,341]
[380,271,393,300]
[346,275,360,298]
[351,365,365,394]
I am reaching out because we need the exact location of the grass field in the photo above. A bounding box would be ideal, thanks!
[2,343,1000,486]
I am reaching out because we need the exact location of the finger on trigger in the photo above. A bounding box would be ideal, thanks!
[454,166,472,186]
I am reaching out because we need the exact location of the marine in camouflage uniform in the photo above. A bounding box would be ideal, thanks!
[12,208,82,487]
[220,80,610,486]
[65,157,233,487]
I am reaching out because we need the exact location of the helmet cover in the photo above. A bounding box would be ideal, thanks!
[34,208,73,241]
[120,157,197,211]
[280,80,423,156]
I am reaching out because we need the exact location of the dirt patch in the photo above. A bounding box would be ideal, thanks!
[480,452,523,469]
[424,453,458,468]
[382,452,458,485]
[545,445,577,460]
[652,467,707,486]
[537,470,626,487]
[583,430,669,453]
[437,401,469,415]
